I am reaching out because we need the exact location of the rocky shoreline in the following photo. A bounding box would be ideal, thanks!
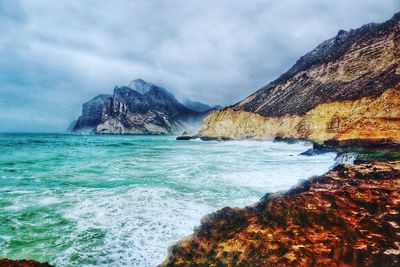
[2,149,399,266]
[0,259,52,267]
[161,159,400,266]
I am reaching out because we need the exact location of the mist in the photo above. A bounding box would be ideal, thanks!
[0,0,398,132]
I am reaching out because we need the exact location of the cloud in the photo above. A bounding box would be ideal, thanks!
[0,0,398,131]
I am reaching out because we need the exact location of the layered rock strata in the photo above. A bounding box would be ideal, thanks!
[200,12,400,144]
[201,88,400,143]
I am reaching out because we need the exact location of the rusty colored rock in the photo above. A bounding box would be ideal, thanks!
[0,259,52,267]
[161,161,400,266]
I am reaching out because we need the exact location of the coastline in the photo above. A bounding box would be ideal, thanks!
[2,135,337,266]
[1,4,399,267]
[0,259,52,267]
[0,138,400,266]
[161,158,400,266]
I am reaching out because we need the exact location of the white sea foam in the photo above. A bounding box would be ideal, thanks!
[54,140,336,266]
[0,135,337,266]
[59,187,212,266]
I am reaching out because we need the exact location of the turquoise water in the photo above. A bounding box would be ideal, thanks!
[0,133,336,266]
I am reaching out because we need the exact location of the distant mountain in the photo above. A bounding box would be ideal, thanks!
[183,99,223,113]
[72,79,202,134]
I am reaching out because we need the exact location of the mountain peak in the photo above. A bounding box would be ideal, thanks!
[73,80,202,134]
[128,79,153,94]
[234,11,400,117]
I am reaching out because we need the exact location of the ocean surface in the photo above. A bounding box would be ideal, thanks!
[0,133,337,266]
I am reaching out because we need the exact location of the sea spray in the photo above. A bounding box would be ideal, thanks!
[0,134,336,266]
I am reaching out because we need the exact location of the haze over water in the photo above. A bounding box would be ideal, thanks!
[0,134,336,266]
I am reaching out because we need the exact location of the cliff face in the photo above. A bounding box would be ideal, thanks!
[201,88,400,143]
[235,13,400,117]
[73,94,112,132]
[161,160,400,266]
[73,79,201,134]
[200,13,400,143]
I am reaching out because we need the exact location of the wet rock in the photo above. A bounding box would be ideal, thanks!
[200,136,232,141]
[0,259,52,267]
[176,136,196,140]
[300,147,337,156]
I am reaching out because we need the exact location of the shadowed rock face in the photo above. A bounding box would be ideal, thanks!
[235,12,400,117]
[73,94,112,132]
[72,79,200,134]
[0,259,52,267]
[161,160,400,266]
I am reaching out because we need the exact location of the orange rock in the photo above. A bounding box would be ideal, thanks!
[161,161,400,266]
[0,259,52,267]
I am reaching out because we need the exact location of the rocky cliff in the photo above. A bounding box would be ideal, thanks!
[72,79,201,134]
[161,160,400,266]
[200,12,400,144]
[201,88,400,143]
[163,12,400,267]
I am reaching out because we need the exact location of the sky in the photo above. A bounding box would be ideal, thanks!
[0,0,399,132]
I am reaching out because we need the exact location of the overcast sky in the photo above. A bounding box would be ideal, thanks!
[0,0,398,132]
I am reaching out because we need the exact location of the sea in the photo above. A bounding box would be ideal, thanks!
[0,133,337,266]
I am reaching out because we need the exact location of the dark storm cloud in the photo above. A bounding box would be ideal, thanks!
[0,0,398,131]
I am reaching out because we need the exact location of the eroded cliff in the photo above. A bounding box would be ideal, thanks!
[200,12,400,144]
[235,13,400,117]
[72,79,201,134]
[161,160,400,266]
[201,88,400,143]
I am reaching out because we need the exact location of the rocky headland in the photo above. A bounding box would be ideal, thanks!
[163,12,400,267]
[10,12,399,267]
[72,79,213,135]
[200,12,400,145]
[161,160,400,266]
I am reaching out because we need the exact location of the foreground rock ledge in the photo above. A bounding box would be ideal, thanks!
[161,161,400,266]
[0,259,52,267]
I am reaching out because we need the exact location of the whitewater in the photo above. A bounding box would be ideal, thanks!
[0,134,337,266]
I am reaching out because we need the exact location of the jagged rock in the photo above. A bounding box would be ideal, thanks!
[299,147,337,156]
[0,259,52,267]
[72,79,203,134]
[176,135,196,140]
[161,161,400,266]
[73,94,112,133]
